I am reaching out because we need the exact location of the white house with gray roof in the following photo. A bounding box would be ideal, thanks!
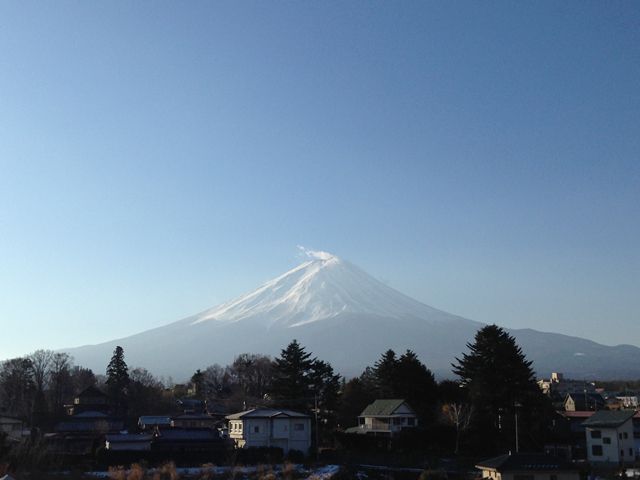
[226,408,311,454]
[345,399,417,436]
[583,410,636,464]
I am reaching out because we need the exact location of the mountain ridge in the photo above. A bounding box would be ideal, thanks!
[64,251,640,381]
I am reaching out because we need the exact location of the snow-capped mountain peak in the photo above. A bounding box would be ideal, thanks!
[189,250,449,328]
[64,249,640,381]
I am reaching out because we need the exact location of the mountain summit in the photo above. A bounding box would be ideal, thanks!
[65,251,640,380]
[188,250,457,329]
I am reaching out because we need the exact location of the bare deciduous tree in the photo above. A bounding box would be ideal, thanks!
[442,402,474,455]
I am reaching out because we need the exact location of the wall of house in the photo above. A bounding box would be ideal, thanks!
[586,421,636,464]
[364,417,390,430]
[500,472,579,480]
[228,417,311,453]
[288,418,311,453]
[106,441,151,451]
[243,418,270,447]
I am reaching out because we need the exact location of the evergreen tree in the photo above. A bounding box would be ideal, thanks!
[308,359,341,428]
[372,349,398,397]
[395,350,438,423]
[106,346,129,415]
[270,340,314,410]
[336,373,377,428]
[452,325,550,453]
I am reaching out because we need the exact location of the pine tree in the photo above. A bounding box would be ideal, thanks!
[106,346,129,415]
[452,325,550,453]
[395,350,438,423]
[270,340,315,410]
[371,349,438,424]
[308,359,341,427]
[372,349,398,397]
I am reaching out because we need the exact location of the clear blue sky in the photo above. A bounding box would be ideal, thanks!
[1,1,638,361]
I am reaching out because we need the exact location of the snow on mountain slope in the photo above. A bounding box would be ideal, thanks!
[187,249,461,329]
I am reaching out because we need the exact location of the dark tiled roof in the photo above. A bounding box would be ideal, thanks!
[154,428,221,441]
[476,453,576,472]
[581,410,635,428]
[74,411,108,418]
[55,420,124,433]
[106,434,153,442]
[226,408,310,420]
[360,399,411,417]
[565,393,605,410]
[138,416,172,425]
[173,414,217,420]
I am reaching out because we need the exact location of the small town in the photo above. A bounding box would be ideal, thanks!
[1,327,639,479]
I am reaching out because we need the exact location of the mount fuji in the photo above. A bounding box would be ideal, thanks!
[65,250,640,381]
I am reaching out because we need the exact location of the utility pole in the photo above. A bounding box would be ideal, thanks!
[314,394,320,459]
[514,402,522,453]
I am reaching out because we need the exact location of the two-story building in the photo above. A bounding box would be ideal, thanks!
[564,393,605,412]
[226,408,311,454]
[65,385,111,416]
[583,410,636,464]
[476,452,579,480]
[345,399,418,436]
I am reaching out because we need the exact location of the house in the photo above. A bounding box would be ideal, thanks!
[226,408,311,454]
[54,411,124,435]
[105,434,153,451]
[564,393,605,412]
[582,410,636,464]
[138,416,172,431]
[615,395,638,409]
[65,386,111,416]
[476,452,579,480]
[172,413,220,429]
[538,372,565,395]
[177,398,207,414]
[0,416,27,442]
[345,399,418,436]
[50,410,125,455]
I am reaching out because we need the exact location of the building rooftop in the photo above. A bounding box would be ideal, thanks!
[476,453,577,472]
[581,410,636,428]
[360,399,411,417]
[226,408,310,420]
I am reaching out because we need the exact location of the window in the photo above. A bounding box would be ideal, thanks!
[619,433,623,439]
[623,432,628,439]
[592,445,603,456]
[407,418,415,426]
[294,423,305,431]
[603,437,611,444]
[393,418,403,425]
[630,449,633,457]
[254,426,260,433]
[591,430,601,439]
[620,450,624,457]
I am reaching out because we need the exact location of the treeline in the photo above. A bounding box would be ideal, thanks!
[0,351,95,427]
[1,325,556,456]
